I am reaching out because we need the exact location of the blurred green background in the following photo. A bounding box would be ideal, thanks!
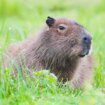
[0,0,105,105]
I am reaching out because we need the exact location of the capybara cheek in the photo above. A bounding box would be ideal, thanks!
[69,45,82,57]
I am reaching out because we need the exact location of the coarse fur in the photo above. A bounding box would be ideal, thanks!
[3,17,93,88]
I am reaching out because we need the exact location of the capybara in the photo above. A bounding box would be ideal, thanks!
[3,17,93,88]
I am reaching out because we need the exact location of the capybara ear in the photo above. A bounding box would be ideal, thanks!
[46,16,55,27]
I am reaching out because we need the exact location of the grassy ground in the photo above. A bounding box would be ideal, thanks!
[0,0,105,105]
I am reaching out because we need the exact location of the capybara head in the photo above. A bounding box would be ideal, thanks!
[44,17,92,59]
[31,17,92,70]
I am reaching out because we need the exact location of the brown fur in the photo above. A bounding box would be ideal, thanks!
[3,17,93,88]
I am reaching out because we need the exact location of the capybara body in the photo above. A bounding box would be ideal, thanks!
[4,17,93,88]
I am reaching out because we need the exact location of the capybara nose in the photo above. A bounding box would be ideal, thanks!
[83,35,92,45]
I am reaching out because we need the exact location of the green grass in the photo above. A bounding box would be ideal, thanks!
[0,0,105,105]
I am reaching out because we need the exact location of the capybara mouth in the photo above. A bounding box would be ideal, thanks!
[79,46,90,57]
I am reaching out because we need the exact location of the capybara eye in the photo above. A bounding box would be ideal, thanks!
[57,24,67,33]
[58,25,66,30]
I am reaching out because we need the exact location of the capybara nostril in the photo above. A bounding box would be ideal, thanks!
[83,35,92,45]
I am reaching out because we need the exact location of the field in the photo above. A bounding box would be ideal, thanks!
[0,0,105,105]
